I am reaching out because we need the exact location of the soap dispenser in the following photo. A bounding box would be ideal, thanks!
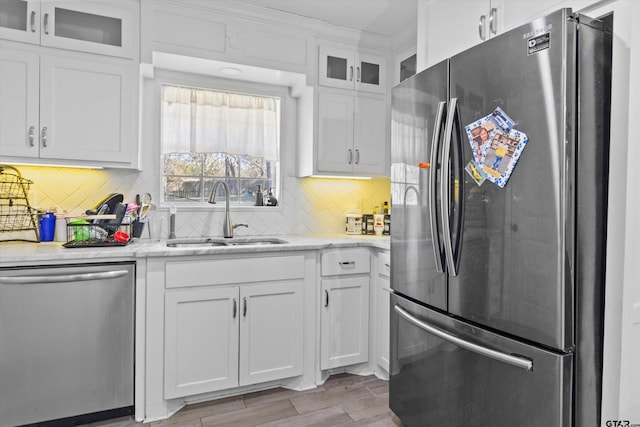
[265,188,278,206]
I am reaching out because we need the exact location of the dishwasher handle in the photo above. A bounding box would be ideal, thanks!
[0,269,130,284]
[394,305,533,371]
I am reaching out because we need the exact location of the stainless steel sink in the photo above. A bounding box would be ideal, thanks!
[226,238,288,246]
[166,237,288,248]
[166,238,229,248]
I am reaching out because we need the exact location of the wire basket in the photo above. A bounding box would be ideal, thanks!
[0,169,32,199]
[0,165,39,242]
[0,203,39,231]
[63,219,132,248]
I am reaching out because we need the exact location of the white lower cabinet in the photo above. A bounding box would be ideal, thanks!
[239,282,304,386]
[320,248,370,369]
[164,287,238,398]
[162,255,305,399]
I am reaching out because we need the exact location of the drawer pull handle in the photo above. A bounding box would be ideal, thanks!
[233,298,237,318]
[339,261,355,266]
[243,296,247,317]
[324,289,329,307]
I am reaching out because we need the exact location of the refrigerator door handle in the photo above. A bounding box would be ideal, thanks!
[441,97,458,276]
[394,304,534,371]
[429,101,447,273]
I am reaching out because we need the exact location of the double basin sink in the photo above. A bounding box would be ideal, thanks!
[166,237,288,248]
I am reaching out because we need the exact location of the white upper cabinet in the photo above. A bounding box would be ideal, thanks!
[316,91,388,176]
[421,0,596,70]
[0,1,40,44]
[319,46,387,94]
[141,1,311,73]
[424,0,492,68]
[0,1,138,58]
[0,44,138,167]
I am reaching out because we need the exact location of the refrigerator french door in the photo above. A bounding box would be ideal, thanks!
[390,9,611,427]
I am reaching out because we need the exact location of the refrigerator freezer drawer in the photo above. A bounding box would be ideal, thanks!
[390,293,572,427]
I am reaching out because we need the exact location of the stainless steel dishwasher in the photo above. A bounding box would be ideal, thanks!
[0,262,135,427]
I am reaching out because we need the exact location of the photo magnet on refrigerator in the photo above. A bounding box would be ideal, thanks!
[481,128,528,187]
[465,107,527,188]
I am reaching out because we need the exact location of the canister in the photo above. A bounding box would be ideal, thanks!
[38,211,55,242]
[345,210,362,234]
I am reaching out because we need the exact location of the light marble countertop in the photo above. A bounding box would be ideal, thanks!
[0,234,390,266]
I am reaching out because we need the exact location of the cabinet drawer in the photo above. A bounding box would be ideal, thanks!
[321,248,370,276]
[166,255,305,288]
[377,251,390,277]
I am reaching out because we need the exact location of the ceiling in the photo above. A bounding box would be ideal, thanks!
[229,0,418,37]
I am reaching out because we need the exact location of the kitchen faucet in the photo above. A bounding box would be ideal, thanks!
[207,180,248,238]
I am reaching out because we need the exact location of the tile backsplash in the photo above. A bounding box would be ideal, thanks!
[16,165,390,238]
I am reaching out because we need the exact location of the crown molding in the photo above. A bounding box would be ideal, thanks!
[142,0,392,50]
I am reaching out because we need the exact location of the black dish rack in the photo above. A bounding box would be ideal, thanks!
[63,220,132,248]
[0,165,40,243]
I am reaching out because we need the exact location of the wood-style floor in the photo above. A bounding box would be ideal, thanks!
[85,374,401,427]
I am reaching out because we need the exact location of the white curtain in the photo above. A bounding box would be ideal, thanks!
[162,85,279,160]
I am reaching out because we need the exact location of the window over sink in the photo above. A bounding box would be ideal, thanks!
[160,82,281,207]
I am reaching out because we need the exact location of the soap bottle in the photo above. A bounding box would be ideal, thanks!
[265,188,278,206]
[255,185,264,206]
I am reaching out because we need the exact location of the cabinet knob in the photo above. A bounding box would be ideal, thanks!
[478,15,486,41]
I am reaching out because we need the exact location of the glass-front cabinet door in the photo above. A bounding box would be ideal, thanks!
[319,45,386,94]
[0,1,136,58]
[40,1,136,58]
[0,0,40,44]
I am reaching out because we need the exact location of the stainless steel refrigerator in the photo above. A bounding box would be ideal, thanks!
[389,9,611,426]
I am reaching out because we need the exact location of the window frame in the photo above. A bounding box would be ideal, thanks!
[154,69,287,212]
